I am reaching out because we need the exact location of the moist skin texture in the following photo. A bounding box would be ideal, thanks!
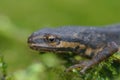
[28,25,120,74]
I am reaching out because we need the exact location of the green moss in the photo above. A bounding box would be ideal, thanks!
[1,53,120,80]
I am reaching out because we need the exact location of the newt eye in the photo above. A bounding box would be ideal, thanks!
[44,34,57,43]
[43,34,60,46]
[48,37,56,42]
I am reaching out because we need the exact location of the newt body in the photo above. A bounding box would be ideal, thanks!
[28,25,119,74]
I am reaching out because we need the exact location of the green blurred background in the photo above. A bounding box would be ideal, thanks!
[0,0,120,74]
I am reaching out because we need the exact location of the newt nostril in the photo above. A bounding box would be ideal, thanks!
[27,36,33,43]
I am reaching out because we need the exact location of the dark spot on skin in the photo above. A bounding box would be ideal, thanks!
[74,46,86,56]
[89,52,95,58]
[74,46,79,51]
[79,49,86,55]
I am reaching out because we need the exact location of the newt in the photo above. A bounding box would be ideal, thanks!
[27,24,120,74]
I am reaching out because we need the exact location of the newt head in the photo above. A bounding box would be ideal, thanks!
[28,28,86,53]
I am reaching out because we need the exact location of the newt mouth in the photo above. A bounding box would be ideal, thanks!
[28,43,74,53]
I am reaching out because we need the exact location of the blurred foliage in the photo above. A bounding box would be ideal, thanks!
[0,0,120,80]
[0,53,120,80]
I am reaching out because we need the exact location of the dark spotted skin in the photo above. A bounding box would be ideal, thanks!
[28,24,120,74]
